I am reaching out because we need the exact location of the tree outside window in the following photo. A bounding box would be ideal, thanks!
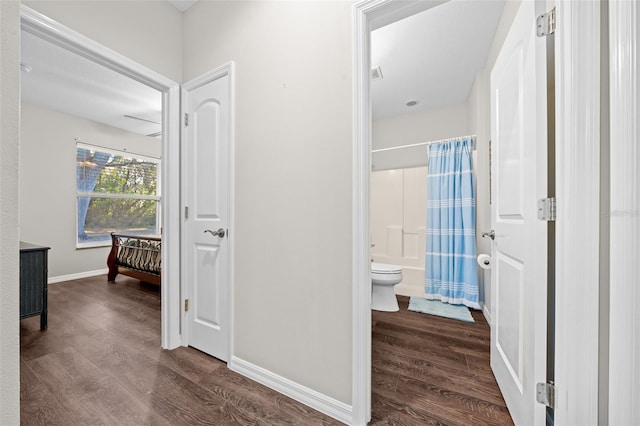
[76,144,160,247]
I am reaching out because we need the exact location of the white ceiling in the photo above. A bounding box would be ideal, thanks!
[371,0,505,120]
[20,0,504,138]
[20,30,162,138]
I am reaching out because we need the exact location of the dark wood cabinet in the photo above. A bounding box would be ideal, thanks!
[20,242,50,329]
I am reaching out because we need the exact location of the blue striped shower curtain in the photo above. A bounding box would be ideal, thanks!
[424,138,480,309]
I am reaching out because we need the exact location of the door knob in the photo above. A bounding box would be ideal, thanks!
[204,228,226,238]
[482,230,495,240]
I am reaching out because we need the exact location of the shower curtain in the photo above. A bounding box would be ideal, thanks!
[424,137,480,309]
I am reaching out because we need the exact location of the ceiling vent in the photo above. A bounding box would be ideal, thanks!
[371,66,383,80]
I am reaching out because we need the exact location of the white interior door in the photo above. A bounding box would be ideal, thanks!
[182,64,232,361]
[490,1,547,424]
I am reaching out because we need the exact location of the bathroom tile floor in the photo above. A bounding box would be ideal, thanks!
[371,295,514,425]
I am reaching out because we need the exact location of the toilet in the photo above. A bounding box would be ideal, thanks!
[371,263,403,312]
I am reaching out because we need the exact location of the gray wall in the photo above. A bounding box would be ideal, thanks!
[183,1,354,404]
[373,103,469,150]
[0,1,21,423]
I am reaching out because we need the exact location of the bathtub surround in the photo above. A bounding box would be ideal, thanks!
[371,167,427,297]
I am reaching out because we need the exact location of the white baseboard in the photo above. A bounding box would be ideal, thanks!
[482,304,491,325]
[48,268,108,284]
[228,356,352,425]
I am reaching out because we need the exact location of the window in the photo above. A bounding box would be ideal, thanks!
[76,143,160,248]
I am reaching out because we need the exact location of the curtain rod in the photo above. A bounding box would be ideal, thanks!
[371,134,476,153]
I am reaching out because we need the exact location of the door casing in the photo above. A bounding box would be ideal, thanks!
[20,5,182,349]
[180,62,235,361]
[353,0,601,425]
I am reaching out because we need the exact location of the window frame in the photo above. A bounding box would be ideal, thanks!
[75,142,161,249]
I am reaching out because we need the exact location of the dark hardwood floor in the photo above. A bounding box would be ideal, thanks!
[371,296,513,425]
[20,276,340,426]
[20,276,512,425]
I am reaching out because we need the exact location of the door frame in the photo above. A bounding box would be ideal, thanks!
[352,1,449,423]
[353,0,601,424]
[180,62,235,360]
[608,0,640,423]
[553,1,601,423]
[20,5,182,349]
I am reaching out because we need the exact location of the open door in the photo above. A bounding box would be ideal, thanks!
[489,1,548,424]
[181,64,233,361]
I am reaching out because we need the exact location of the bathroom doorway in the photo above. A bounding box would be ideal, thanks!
[367,1,505,422]
[369,0,504,316]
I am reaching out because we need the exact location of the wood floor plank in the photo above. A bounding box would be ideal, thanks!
[372,344,506,406]
[21,277,512,425]
[370,391,451,426]
[372,296,513,425]
[26,346,170,425]
[21,357,111,426]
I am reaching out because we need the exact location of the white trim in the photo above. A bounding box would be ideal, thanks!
[229,357,352,425]
[20,5,182,350]
[608,0,639,423]
[180,62,235,363]
[48,269,109,284]
[352,2,373,423]
[353,4,418,419]
[482,304,491,325]
[181,61,233,91]
[352,1,452,423]
[162,84,181,349]
[227,62,237,366]
[554,1,601,424]
[20,7,174,92]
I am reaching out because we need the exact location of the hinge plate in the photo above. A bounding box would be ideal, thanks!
[184,112,189,126]
[537,8,556,37]
[538,197,557,221]
[536,382,556,409]
[184,299,189,312]
[185,206,189,219]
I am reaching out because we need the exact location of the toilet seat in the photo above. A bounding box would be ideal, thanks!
[372,263,402,274]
